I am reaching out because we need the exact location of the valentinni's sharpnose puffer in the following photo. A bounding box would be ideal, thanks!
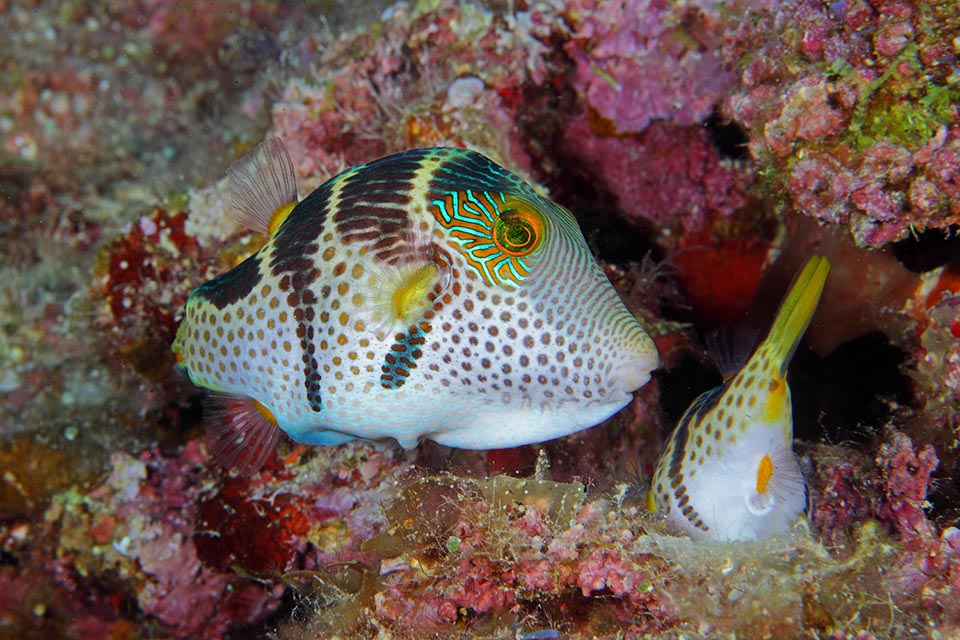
[173,140,659,473]
[648,255,830,542]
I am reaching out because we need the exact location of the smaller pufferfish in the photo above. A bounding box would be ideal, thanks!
[172,139,659,474]
[648,256,830,542]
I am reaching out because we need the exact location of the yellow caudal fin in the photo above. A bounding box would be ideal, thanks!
[762,255,831,373]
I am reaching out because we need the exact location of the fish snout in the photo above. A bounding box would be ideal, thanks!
[612,332,659,393]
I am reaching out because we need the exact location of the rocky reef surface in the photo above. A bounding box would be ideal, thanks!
[1,1,959,638]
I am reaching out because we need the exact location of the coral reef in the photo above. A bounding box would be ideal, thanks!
[94,207,206,383]
[47,443,285,639]
[2,0,960,638]
[563,0,736,135]
[264,1,555,191]
[558,0,757,238]
[723,0,960,247]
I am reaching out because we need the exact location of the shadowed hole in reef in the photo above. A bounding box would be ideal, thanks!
[158,393,206,454]
[655,354,724,426]
[549,163,663,266]
[791,332,959,524]
[789,332,912,444]
[890,224,960,273]
[537,129,663,266]
[704,110,750,160]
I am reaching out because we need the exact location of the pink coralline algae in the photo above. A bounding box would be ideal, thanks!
[563,0,738,135]
[891,525,960,625]
[555,0,759,237]
[47,442,284,639]
[808,429,944,546]
[723,0,960,246]
[804,429,960,633]
[897,275,960,481]
[268,1,555,190]
[361,476,669,637]
[561,117,753,235]
[877,430,939,545]
[875,432,960,631]
[24,439,407,639]
[572,547,641,597]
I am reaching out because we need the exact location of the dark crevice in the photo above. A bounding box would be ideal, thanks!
[157,393,206,455]
[545,147,663,265]
[655,355,724,426]
[790,332,912,444]
[890,224,960,273]
[512,74,662,266]
[704,110,750,160]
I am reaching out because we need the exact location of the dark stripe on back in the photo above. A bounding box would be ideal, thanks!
[269,178,333,415]
[333,151,425,264]
[328,148,531,266]
[192,253,262,310]
[667,384,725,479]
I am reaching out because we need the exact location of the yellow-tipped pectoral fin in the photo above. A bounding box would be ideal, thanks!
[364,252,447,337]
[392,262,441,322]
[763,255,831,373]
[646,486,658,513]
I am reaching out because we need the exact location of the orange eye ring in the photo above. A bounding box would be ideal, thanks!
[492,200,544,256]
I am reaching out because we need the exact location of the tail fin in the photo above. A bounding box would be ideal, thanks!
[763,255,830,373]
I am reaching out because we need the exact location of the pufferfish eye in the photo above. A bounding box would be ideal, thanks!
[492,199,545,256]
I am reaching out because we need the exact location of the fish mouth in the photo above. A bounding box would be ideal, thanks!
[611,361,655,394]
[171,328,188,372]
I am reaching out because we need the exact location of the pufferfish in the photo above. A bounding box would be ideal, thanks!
[172,139,659,474]
[647,255,830,541]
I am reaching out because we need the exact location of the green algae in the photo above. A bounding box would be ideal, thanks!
[847,46,959,153]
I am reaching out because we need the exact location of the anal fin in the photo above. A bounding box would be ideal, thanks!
[204,392,283,476]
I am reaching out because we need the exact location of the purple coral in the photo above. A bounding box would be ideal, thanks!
[561,116,752,233]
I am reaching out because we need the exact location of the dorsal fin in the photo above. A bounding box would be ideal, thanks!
[226,137,298,236]
[204,392,283,476]
[704,325,761,381]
